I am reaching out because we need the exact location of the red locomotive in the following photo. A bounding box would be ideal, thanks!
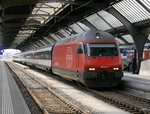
[13,30,123,88]
[52,30,123,87]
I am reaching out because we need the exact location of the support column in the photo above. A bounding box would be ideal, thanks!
[108,7,148,73]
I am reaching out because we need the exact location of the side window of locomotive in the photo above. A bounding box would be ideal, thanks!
[77,44,83,54]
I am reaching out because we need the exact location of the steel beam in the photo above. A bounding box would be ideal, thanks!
[30,42,38,49]
[35,41,43,47]
[0,0,38,9]
[116,34,130,45]
[39,40,47,46]
[56,31,65,38]
[39,0,90,5]
[29,45,36,49]
[37,40,44,46]
[43,37,53,44]
[80,19,97,30]
[136,0,150,13]
[42,39,49,45]
[39,0,109,9]
[50,34,59,41]
[47,36,57,43]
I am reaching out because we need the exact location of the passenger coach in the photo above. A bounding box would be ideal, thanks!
[14,46,52,71]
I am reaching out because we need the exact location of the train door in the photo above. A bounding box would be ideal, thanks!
[76,43,84,75]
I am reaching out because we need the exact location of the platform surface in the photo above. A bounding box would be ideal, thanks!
[0,60,31,114]
[123,72,150,83]
[122,72,150,92]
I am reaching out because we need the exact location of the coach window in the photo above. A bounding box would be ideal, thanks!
[28,54,31,59]
[44,52,46,59]
[35,53,40,59]
[77,44,84,54]
[44,51,51,60]
[26,54,30,59]
[40,52,45,59]
[26,54,29,59]
[24,54,26,58]
[29,54,32,59]
[35,53,38,59]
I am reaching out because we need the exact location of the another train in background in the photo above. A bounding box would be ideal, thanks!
[13,30,123,88]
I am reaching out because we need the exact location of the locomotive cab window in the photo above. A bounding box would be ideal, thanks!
[77,44,84,54]
[86,43,118,57]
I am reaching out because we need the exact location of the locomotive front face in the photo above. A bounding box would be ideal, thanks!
[81,41,123,87]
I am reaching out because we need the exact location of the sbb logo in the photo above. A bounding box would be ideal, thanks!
[66,47,73,68]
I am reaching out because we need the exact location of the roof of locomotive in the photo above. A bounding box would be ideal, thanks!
[55,30,116,45]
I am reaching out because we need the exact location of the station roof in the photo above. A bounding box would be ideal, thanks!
[0,0,150,50]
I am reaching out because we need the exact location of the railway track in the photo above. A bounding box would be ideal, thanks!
[7,62,89,114]
[83,87,150,114]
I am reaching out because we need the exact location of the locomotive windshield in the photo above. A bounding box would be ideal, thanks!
[86,43,118,57]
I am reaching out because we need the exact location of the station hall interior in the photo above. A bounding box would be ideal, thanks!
[0,0,150,114]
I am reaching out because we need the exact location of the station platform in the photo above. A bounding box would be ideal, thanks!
[0,60,31,114]
[121,72,150,92]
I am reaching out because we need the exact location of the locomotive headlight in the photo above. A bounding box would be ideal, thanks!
[89,68,96,71]
[96,36,100,39]
[113,67,119,70]
[96,33,102,39]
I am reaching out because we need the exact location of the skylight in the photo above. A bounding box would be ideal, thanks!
[113,0,150,23]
